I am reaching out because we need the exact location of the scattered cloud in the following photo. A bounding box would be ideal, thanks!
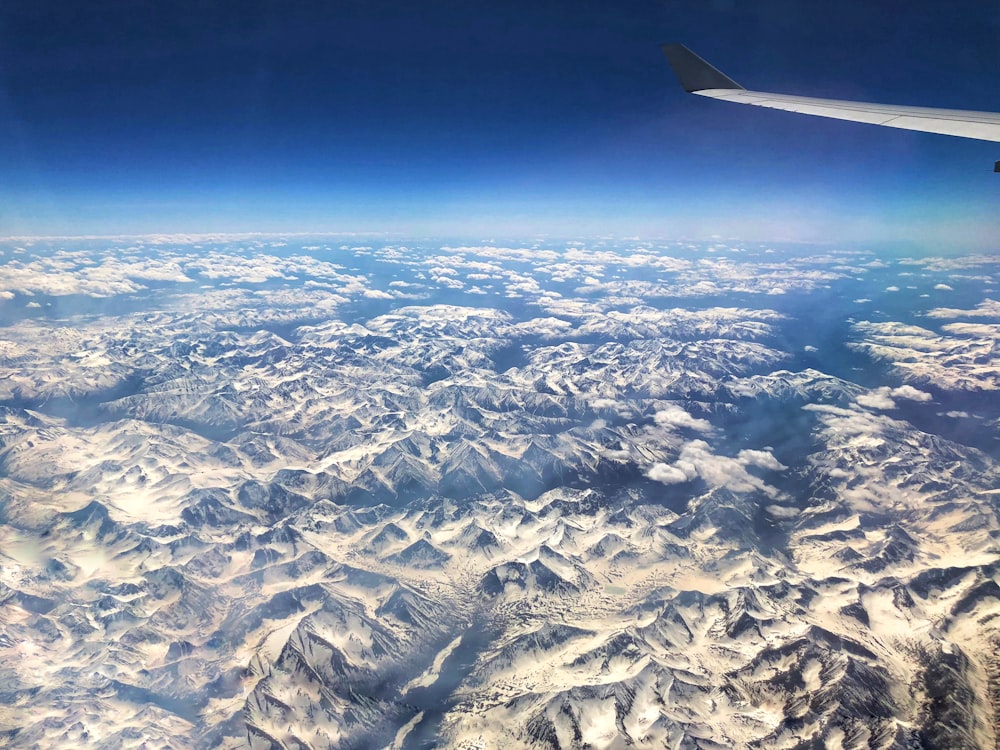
[648,439,785,498]
[856,391,897,410]
[647,463,690,484]
[889,385,932,402]
[653,405,712,433]
[855,385,930,411]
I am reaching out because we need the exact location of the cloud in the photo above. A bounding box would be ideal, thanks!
[897,254,1000,273]
[121,260,194,283]
[737,449,786,471]
[803,403,888,443]
[855,385,929,410]
[430,243,850,300]
[934,283,953,291]
[0,244,388,302]
[647,439,784,497]
[889,385,931,402]
[653,404,712,433]
[885,286,900,292]
[856,391,897,410]
[434,275,466,290]
[647,463,691,484]
[0,259,148,297]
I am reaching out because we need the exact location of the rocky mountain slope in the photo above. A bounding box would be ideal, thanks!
[0,238,997,749]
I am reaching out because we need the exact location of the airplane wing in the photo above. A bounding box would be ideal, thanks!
[662,44,1000,170]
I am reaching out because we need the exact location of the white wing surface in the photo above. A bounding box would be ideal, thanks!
[662,44,1000,167]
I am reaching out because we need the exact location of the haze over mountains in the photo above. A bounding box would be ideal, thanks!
[0,236,997,749]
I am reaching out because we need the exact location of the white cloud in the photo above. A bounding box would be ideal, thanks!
[897,254,1000,273]
[0,259,148,297]
[889,385,932,402]
[803,403,887,440]
[434,276,466,290]
[647,439,783,497]
[737,449,786,471]
[122,260,194,283]
[590,398,621,410]
[934,283,953,291]
[653,405,712,433]
[885,286,900,292]
[647,463,690,484]
[856,390,896,410]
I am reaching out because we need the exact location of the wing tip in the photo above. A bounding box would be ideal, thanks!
[662,44,744,93]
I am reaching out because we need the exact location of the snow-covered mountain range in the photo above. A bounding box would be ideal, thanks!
[0,237,997,748]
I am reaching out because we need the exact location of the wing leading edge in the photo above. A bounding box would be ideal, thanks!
[662,44,1000,170]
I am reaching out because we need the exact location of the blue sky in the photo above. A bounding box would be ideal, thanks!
[1,0,999,246]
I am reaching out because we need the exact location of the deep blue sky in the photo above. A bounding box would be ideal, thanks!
[2,0,999,245]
